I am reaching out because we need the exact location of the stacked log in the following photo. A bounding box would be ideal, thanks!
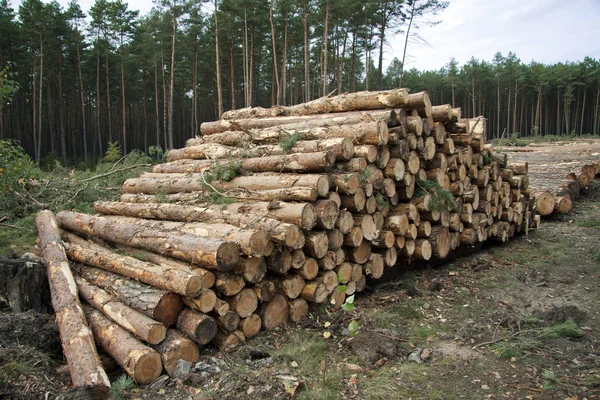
[37,89,552,385]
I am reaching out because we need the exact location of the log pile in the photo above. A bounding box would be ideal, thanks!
[37,89,564,388]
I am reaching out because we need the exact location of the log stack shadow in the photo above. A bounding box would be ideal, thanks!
[34,89,599,391]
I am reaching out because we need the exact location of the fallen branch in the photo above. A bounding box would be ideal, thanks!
[81,163,153,183]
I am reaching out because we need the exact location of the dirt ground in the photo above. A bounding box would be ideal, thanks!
[1,187,599,399]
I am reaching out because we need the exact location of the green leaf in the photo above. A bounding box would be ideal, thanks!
[346,294,355,304]
[336,285,348,293]
[348,320,359,336]
[341,302,355,312]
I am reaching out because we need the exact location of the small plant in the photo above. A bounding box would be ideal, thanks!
[359,168,371,185]
[341,294,355,312]
[0,361,33,382]
[416,178,456,212]
[541,319,583,339]
[375,191,389,208]
[482,152,493,165]
[278,131,302,153]
[148,145,167,163]
[103,142,123,163]
[109,374,136,400]
[204,160,242,183]
[0,139,38,201]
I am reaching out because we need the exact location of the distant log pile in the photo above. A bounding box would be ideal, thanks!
[34,89,598,388]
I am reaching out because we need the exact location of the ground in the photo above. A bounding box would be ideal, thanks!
[1,157,600,400]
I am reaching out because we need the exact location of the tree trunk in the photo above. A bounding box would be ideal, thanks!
[269,0,280,105]
[215,0,223,118]
[580,85,587,135]
[63,240,204,297]
[76,276,166,344]
[154,59,160,147]
[154,329,199,377]
[177,308,218,344]
[302,0,310,102]
[120,47,127,153]
[168,9,176,149]
[56,211,240,271]
[399,0,415,88]
[73,264,182,327]
[84,304,162,385]
[280,10,288,106]
[35,211,110,396]
[322,0,329,95]
[105,51,112,143]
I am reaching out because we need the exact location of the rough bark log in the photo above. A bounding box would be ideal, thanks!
[84,304,162,385]
[76,277,166,345]
[259,294,289,329]
[36,211,110,397]
[176,308,218,345]
[239,314,262,338]
[154,329,199,377]
[57,211,239,271]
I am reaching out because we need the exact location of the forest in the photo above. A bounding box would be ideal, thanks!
[0,0,599,168]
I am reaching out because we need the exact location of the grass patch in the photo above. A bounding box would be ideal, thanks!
[274,331,327,376]
[492,338,542,359]
[541,319,583,339]
[362,364,428,399]
[0,362,33,382]
[577,217,600,229]
[409,325,435,341]
[109,374,136,400]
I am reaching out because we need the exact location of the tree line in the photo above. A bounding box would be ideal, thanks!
[0,0,597,168]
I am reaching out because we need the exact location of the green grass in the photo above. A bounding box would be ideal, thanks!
[577,217,600,229]
[409,325,435,341]
[362,364,429,399]
[109,375,136,400]
[541,319,583,339]
[0,362,33,382]
[492,338,542,359]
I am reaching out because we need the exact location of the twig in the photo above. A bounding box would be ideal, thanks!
[67,183,88,202]
[468,116,482,135]
[0,223,23,230]
[80,163,153,183]
[0,216,7,223]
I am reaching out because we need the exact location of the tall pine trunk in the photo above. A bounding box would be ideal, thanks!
[280,10,288,106]
[322,0,329,96]
[142,68,148,151]
[154,59,160,147]
[214,0,223,118]
[168,11,176,149]
[120,45,127,153]
[303,0,310,101]
[269,0,279,105]
[580,85,586,135]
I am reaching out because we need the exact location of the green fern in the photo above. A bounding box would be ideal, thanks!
[109,375,136,400]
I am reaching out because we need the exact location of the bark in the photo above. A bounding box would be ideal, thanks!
[177,308,218,345]
[76,277,166,344]
[94,201,305,249]
[123,172,329,198]
[289,298,309,323]
[56,211,240,271]
[200,109,395,135]
[154,329,199,377]
[84,304,162,385]
[35,211,110,396]
[225,288,258,318]
[239,314,262,338]
[214,0,223,118]
[259,293,289,329]
[73,264,182,327]
[64,240,203,297]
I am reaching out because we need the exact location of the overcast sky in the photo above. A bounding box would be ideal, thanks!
[9,0,600,71]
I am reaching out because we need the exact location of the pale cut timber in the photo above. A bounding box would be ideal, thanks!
[76,277,166,345]
[260,121,389,146]
[354,145,378,162]
[184,137,355,161]
[221,89,408,119]
[214,272,245,296]
[239,314,262,338]
[56,211,239,271]
[431,104,453,122]
[211,298,230,316]
[297,257,319,280]
[413,239,432,261]
[260,294,289,329]
[533,191,556,216]
[93,202,304,249]
[234,257,267,284]
[126,172,330,198]
[301,281,328,303]
[200,109,397,135]
[73,265,183,327]
[313,200,340,229]
[35,211,110,397]
[405,91,432,119]
[108,242,215,289]
[213,330,246,351]
[84,304,162,385]
[212,310,240,332]
[120,187,319,204]
[184,289,217,314]
[176,308,218,345]
[64,242,203,298]
[289,298,309,323]
[154,329,199,377]
[225,288,258,318]
[160,151,336,173]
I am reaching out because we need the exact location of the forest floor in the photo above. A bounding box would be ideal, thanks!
[1,140,600,399]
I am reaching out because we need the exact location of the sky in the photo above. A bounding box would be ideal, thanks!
[9,0,600,71]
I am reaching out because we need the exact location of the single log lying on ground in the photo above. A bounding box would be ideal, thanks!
[76,276,167,344]
[56,211,240,271]
[35,211,110,397]
[154,329,199,377]
[84,304,162,385]
[73,264,183,327]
